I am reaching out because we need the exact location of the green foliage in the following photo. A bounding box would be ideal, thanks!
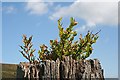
[19,35,36,62]
[37,17,100,61]
[49,17,78,60]
[48,17,99,60]
[19,17,100,61]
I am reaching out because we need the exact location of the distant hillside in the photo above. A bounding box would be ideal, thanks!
[1,63,18,78]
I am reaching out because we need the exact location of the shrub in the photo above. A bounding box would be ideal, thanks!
[19,35,36,63]
[19,17,100,61]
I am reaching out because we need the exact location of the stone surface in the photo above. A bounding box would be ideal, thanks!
[1,57,104,80]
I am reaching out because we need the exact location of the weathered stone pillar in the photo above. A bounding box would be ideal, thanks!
[17,57,104,80]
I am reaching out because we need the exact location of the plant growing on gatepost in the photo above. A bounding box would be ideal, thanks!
[19,17,100,61]
[46,17,100,60]
[48,17,78,60]
[19,35,36,63]
[72,30,100,60]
